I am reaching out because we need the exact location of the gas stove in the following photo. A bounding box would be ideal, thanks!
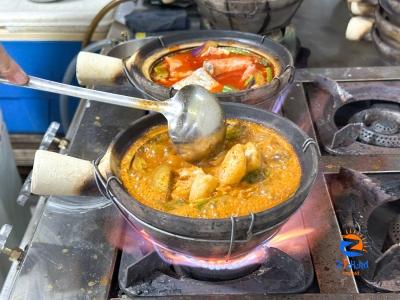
[1,60,400,299]
[117,209,314,296]
[109,67,400,298]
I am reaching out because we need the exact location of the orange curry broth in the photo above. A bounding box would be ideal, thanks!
[150,48,273,92]
[120,120,301,219]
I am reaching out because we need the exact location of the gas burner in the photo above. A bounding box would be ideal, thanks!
[175,262,260,282]
[118,246,313,297]
[349,108,400,147]
[156,245,266,281]
[370,119,399,135]
[329,168,400,292]
[386,215,400,245]
[117,211,315,296]
[309,81,400,155]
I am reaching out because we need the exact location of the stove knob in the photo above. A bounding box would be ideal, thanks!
[39,121,60,150]
[0,224,23,262]
[39,121,70,151]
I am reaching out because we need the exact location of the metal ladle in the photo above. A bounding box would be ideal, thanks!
[0,76,226,162]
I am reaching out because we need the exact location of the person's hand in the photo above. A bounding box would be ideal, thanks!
[0,45,28,85]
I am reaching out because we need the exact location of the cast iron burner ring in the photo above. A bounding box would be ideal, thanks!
[155,245,267,281]
[349,108,400,147]
[371,119,399,134]
[174,262,261,281]
[387,215,400,245]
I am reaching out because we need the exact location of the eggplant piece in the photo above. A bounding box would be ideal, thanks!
[152,164,173,202]
[171,166,205,200]
[219,144,247,185]
[244,142,262,172]
[189,173,218,201]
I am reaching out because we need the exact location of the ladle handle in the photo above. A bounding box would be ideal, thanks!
[76,52,126,86]
[0,76,168,113]
[31,150,106,197]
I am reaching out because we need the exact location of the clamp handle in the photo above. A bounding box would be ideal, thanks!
[17,122,63,206]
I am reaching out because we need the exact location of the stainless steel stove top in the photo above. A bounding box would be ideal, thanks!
[1,65,400,300]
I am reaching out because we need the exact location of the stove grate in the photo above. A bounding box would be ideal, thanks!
[118,246,314,296]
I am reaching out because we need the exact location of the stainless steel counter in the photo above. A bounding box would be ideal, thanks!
[1,88,145,299]
[3,66,399,299]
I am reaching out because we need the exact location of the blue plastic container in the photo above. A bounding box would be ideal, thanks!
[0,41,81,133]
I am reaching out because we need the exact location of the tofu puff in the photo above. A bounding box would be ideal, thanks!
[120,120,301,219]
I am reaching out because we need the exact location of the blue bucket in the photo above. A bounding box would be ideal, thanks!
[0,41,81,133]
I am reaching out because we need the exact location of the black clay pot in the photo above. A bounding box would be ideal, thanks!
[375,7,400,47]
[126,30,294,111]
[380,0,400,27]
[194,0,304,34]
[104,102,318,259]
[372,26,400,64]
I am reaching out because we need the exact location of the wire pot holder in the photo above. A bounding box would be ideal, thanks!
[92,156,271,259]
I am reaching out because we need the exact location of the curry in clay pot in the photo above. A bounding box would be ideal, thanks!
[120,119,301,219]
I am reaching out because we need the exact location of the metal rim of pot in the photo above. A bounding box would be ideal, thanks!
[123,30,295,104]
[195,0,302,15]
[194,0,304,34]
[386,0,400,14]
[106,37,158,59]
[380,0,400,27]
[92,102,319,258]
[375,6,400,46]
[372,26,400,64]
